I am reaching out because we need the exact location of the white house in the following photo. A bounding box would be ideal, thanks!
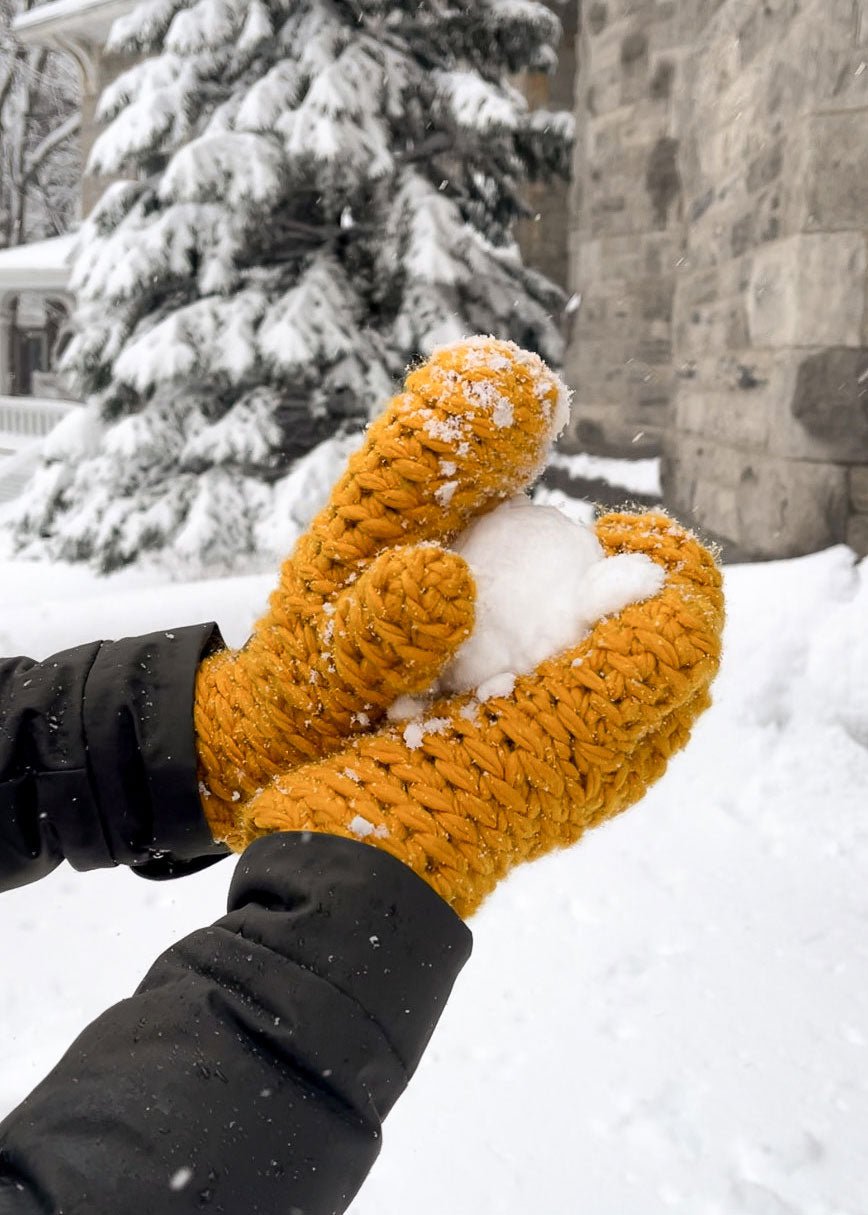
[0,0,135,497]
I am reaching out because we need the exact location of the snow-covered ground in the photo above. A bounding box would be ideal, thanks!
[548,448,662,497]
[1,538,867,1215]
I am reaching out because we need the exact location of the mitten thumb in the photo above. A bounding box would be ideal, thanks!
[330,542,476,709]
[196,543,475,843]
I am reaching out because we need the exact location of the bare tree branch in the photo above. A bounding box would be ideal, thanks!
[23,109,80,184]
[0,2,80,249]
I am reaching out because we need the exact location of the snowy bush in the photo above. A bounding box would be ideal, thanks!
[12,0,573,571]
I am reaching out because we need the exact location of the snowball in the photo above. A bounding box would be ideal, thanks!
[439,500,665,694]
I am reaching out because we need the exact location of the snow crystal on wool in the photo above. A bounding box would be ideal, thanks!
[401,716,451,750]
[431,336,572,441]
[402,720,426,750]
[423,414,467,444]
[348,815,388,840]
[475,672,516,702]
[463,378,514,428]
[439,499,665,694]
[387,695,428,723]
[435,481,458,507]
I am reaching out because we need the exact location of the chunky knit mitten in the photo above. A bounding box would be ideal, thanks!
[195,338,567,841]
[212,512,724,918]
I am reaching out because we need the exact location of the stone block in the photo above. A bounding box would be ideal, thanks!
[636,334,673,365]
[676,129,705,201]
[645,136,681,228]
[567,227,585,275]
[841,510,865,556]
[565,338,635,405]
[746,140,784,194]
[676,34,741,120]
[847,513,868,556]
[588,112,626,161]
[565,402,665,457]
[616,106,674,150]
[788,347,868,460]
[695,346,868,465]
[747,233,867,348]
[586,1,612,37]
[666,434,850,556]
[638,275,675,322]
[589,186,640,236]
[632,396,670,429]
[737,0,802,66]
[646,8,680,54]
[643,232,679,276]
[794,0,867,45]
[674,266,721,310]
[584,234,650,284]
[666,432,748,491]
[572,293,611,341]
[693,479,743,542]
[810,50,868,113]
[649,57,676,101]
[764,55,809,120]
[739,455,850,556]
[586,60,626,116]
[573,237,602,283]
[674,288,750,356]
[674,385,770,449]
[850,466,868,513]
[803,113,868,232]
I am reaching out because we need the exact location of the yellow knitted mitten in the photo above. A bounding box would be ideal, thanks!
[195,338,567,846]
[220,512,725,918]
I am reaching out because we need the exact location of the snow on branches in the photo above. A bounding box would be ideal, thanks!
[14,0,573,571]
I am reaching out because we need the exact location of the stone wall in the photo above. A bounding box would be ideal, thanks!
[516,0,579,289]
[564,0,687,457]
[565,0,868,558]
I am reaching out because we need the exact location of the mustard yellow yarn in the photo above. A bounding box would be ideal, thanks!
[230,512,725,918]
[194,338,563,835]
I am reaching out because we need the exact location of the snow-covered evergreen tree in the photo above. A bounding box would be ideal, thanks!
[14,0,573,571]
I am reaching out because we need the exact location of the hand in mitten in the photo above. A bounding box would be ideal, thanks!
[212,510,725,919]
[194,338,570,847]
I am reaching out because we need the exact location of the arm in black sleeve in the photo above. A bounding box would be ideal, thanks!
[0,625,229,894]
[0,832,472,1215]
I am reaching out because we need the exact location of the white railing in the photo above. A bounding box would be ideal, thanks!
[0,395,79,505]
[0,395,78,445]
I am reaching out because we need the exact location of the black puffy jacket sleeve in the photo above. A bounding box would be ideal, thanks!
[0,832,472,1215]
[0,626,229,892]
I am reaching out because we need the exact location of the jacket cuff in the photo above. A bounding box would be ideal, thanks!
[228,832,473,1097]
[76,623,227,873]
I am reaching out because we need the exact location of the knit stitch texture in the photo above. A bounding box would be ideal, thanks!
[194,338,565,839]
[230,511,724,918]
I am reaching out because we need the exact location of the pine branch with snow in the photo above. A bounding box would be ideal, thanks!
[13,0,573,571]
